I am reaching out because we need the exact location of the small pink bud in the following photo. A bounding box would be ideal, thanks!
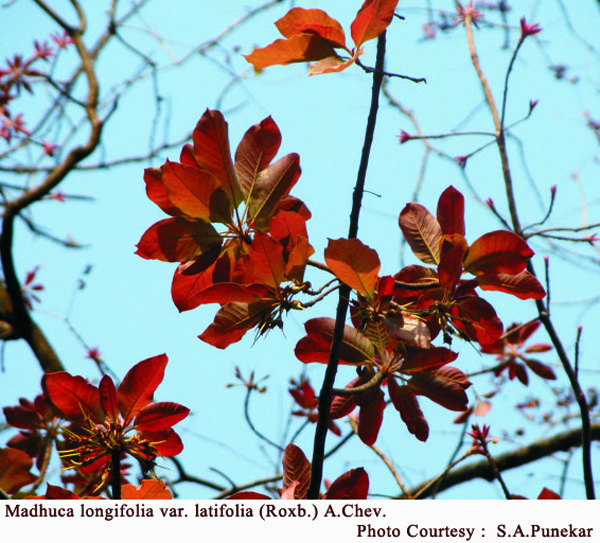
[520,17,542,39]
[397,130,413,144]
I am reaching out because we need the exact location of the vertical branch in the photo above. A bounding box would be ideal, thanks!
[110,449,122,499]
[307,33,387,499]
[462,12,595,499]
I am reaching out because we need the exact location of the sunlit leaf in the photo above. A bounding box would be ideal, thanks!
[133,402,190,432]
[325,238,380,298]
[275,8,347,49]
[121,479,173,500]
[43,372,104,423]
[99,375,119,424]
[140,428,183,457]
[464,230,533,275]
[476,270,546,300]
[350,0,399,48]
[245,34,338,69]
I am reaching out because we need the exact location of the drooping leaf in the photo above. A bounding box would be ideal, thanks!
[139,428,183,457]
[356,387,385,446]
[189,109,243,209]
[408,366,470,411]
[245,34,338,69]
[388,378,429,442]
[269,210,314,282]
[121,479,173,499]
[351,0,399,48]
[452,296,503,346]
[464,230,533,275]
[476,270,546,300]
[118,354,168,427]
[330,374,368,419]
[0,448,37,494]
[325,238,380,298]
[308,54,358,76]
[437,185,465,236]
[524,359,556,380]
[133,402,190,432]
[43,372,104,423]
[246,153,301,228]
[325,468,369,499]
[135,217,221,263]
[275,8,347,49]
[438,234,467,291]
[282,444,311,499]
[399,203,442,265]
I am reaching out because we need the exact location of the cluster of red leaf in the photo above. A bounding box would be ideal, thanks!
[228,443,368,499]
[1,355,187,497]
[245,0,399,76]
[294,186,546,444]
[136,109,313,348]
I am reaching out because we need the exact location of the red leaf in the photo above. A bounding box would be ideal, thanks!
[464,230,533,275]
[437,186,465,236]
[199,300,274,349]
[160,160,230,223]
[399,203,442,265]
[476,270,546,300]
[388,378,429,442]
[245,34,338,70]
[452,296,503,346]
[438,234,467,291]
[269,210,314,282]
[135,217,221,262]
[409,366,470,412]
[524,359,556,380]
[0,448,37,494]
[143,166,181,217]
[245,153,301,228]
[118,354,168,427]
[275,8,347,49]
[140,428,183,457]
[43,372,104,423]
[295,317,374,365]
[99,375,119,424]
[351,0,399,48]
[282,444,311,499]
[400,346,458,373]
[43,484,81,499]
[121,479,173,500]
[133,402,190,432]
[235,231,286,288]
[190,282,273,306]
[357,387,385,446]
[189,109,243,209]
[537,487,561,499]
[325,468,369,499]
[330,374,369,419]
[325,238,380,298]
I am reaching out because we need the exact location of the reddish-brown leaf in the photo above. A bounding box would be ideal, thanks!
[524,359,556,380]
[325,468,369,499]
[133,402,190,432]
[245,34,338,69]
[357,387,385,446]
[325,238,380,298]
[399,203,442,265]
[438,234,467,291]
[400,346,458,373]
[43,484,81,499]
[388,378,429,442]
[246,153,301,228]
[269,210,314,282]
[437,185,465,236]
[409,366,470,412]
[464,230,533,275]
[135,217,221,263]
[235,231,286,288]
[199,300,273,349]
[121,479,173,499]
[160,160,230,223]
[189,109,243,208]
[452,296,503,346]
[295,317,374,365]
[43,372,104,423]
[143,166,181,217]
[188,282,273,306]
[351,0,399,48]
[0,448,37,494]
[118,354,168,427]
[275,8,347,49]
[99,375,119,424]
[282,444,311,499]
[476,270,546,300]
[330,374,368,419]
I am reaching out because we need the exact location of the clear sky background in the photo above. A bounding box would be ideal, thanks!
[1,0,599,499]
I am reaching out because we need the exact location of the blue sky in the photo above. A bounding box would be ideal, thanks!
[1,0,599,498]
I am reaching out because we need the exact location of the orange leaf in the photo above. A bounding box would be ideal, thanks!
[121,479,173,500]
[0,448,37,494]
[308,54,359,76]
[464,230,533,275]
[325,238,380,298]
[244,34,338,69]
[275,8,347,49]
[351,0,399,48]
